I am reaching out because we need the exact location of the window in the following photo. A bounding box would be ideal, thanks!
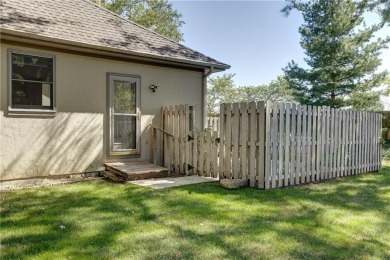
[9,50,55,113]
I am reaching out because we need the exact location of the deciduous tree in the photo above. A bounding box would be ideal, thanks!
[90,0,184,42]
[207,73,239,116]
[241,76,295,103]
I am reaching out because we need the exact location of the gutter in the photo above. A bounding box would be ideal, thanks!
[202,67,215,129]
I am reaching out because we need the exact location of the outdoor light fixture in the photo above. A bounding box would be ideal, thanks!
[150,85,159,92]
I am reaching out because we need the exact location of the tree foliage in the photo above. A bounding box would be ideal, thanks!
[240,76,295,103]
[283,0,390,111]
[370,0,390,24]
[90,0,184,42]
[207,74,295,116]
[207,73,238,116]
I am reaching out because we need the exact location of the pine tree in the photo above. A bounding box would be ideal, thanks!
[283,0,389,110]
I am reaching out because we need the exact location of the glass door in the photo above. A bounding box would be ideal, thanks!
[109,75,140,155]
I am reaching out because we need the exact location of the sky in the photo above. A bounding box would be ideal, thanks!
[171,0,390,88]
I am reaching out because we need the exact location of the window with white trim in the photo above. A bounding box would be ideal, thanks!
[9,50,55,111]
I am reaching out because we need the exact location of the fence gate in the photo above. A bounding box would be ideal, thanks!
[161,105,218,177]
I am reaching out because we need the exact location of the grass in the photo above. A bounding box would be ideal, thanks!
[1,164,390,259]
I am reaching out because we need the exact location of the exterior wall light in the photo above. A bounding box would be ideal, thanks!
[150,85,159,92]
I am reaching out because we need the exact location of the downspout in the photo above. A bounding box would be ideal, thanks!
[202,67,214,129]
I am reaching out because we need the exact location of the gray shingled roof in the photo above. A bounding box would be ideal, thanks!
[0,0,229,70]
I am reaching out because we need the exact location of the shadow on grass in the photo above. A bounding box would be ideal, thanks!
[1,166,389,259]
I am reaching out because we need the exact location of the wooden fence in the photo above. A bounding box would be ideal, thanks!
[161,105,218,177]
[219,102,382,189]
[162,102,382,189]
[206,117,220,132]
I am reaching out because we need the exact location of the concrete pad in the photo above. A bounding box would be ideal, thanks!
[128,175,219,189]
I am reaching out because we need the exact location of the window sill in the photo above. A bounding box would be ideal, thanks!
[7,108,57,117]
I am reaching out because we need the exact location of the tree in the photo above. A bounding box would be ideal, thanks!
[282,0,390,111]
[207,73,239,116]
[90,0,184,42]
[207,74,296,116]
[370,0,390,24]
[240,76,296,103]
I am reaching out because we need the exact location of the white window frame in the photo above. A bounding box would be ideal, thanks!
[8,49,56,116]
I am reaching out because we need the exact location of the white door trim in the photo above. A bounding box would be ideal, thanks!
[108,74,141,156]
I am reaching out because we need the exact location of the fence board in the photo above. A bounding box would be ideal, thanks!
[301,105,307,183]
[265,101,272,189]
[324,107,330,180]
[290,103,297,185]
[205,131,211,176]
[284,103,291,187]
[225,104,232,178]
[232,103,240,178]
[258,101,266,188]
[185,105,190,175]
[316,106,322,181]
[240,102,248,180]
[348,111,353,175]
[193,131,198,174]
[311,106,317,181]
[206,117,220,132]
[219,104,226,178]
[296,105,302,185]
[198,132,205,176]
[271,102,279,188]
[212,131,219,178]
[329,108,335,178]
[336,109,341,177]
[278,102,285,187]
[249,102,257,187]
[351,111,356,175]
[307,105,312,182]
[340,110,345,177]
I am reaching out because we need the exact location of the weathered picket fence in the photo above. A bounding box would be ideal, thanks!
[219,102,382,188]
[161,102,382,189]
[161,105,218,177]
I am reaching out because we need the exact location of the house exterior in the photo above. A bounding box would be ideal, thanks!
[0,0,229,188]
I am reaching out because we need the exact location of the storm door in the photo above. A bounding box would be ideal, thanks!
[109,75,140,155]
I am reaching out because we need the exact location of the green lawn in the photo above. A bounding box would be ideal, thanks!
[1,163,390,259]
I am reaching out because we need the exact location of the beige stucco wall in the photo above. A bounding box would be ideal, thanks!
[0,43,204,184]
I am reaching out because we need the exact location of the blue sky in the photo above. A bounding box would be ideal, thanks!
[171,0,390,87]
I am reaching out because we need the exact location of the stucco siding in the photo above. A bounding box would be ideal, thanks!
[0,43,204,183]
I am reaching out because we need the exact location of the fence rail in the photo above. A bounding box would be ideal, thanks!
[162,102,381,189]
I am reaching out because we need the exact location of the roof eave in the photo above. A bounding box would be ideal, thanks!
[0,28,231,71]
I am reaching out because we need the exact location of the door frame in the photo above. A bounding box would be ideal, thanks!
[107,73,141,156]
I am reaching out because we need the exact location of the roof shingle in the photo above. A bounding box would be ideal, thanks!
[0,0,229,69]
